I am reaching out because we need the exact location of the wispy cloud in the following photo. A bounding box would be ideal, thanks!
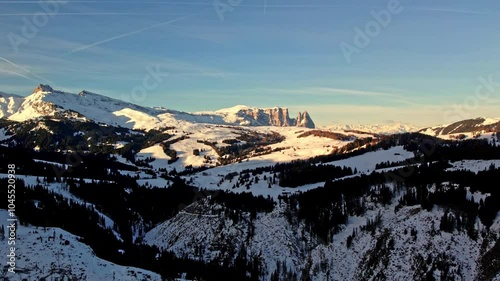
[311,87,412,99]
[0,12,184,16]
[61,12,200,57]
[0,84,38,95]
[0,68,38,82]
[287,102,500,127]
[0,33,233,80]
[0,1,351,8]
[410,7,490,15]
[243,87,421,106]
[0,56,55,85]
[286,104,434,127]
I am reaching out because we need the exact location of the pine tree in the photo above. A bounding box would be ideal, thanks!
[271,260,281,281]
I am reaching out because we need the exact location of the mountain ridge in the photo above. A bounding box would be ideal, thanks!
[3,85,500,135]
[419,117,500,138]
[2,84,316,129]
[204,105,315,128]
[324,122,421,135]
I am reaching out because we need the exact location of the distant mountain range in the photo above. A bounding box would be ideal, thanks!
[0,84,315,129]
[1,85,499,137]
[419,117,500,138]
[326,117,500,136]
[325,123,421,135]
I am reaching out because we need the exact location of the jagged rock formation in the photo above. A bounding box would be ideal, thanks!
[296,111,315,128]
[33,84,54,93]
[233,106,315,128]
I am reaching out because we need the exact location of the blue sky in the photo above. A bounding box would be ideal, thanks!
[1,0,500,126]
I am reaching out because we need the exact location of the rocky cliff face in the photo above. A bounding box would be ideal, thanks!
[296,111,315,129]
[33,84,54,93]
[236,107,315,128]
[240,107,292,127]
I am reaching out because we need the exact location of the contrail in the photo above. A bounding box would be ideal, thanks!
[0,57,32,73]
[0,56,55,85]
[0,1,350,8]
[0,1,215,4]
[410,7,488,15]
[0,12,183,16]
[61,12,198,57]
[0,68,39,83]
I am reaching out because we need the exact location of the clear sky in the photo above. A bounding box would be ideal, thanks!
[1,0,499,127]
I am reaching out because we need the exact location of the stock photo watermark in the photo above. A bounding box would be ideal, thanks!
[443,74,500,123]
[7,0,68,54]
[52,145,84,180]
[6,164,17,274]
[121,65,169,103]
[340,0,405,64]
[383,139,437,183]
[213,0,244,21]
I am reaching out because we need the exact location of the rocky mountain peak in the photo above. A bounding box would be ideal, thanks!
[33,84,54,94]
[296,111,315,129]
[233,106,315,128]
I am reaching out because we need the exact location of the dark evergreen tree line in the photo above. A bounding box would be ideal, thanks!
[0,179,254,281]
[284,160,500,243]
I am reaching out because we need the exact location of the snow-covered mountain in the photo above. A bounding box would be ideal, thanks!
[326,117,500,137]
[324,122,420,135]
[198,105,315,128]
[419,117,500,139]
[0,91,23,119]
[144,195,500,281]
[3,85,315,129]
[8,84,163,128]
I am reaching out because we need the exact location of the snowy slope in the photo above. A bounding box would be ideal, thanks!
[144,186,500,281]
[186,146,415,199]
[144,200,314,279]
[137,145,172,169]
[0,174,124,241]
[8,85,163,129]
[312,204,491,281]
[446,159,500,173]
[419,117,500,139]
[0,210,161,280]
[0,92,23,118]
[322,146,415,173]
[133,124,359,174]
